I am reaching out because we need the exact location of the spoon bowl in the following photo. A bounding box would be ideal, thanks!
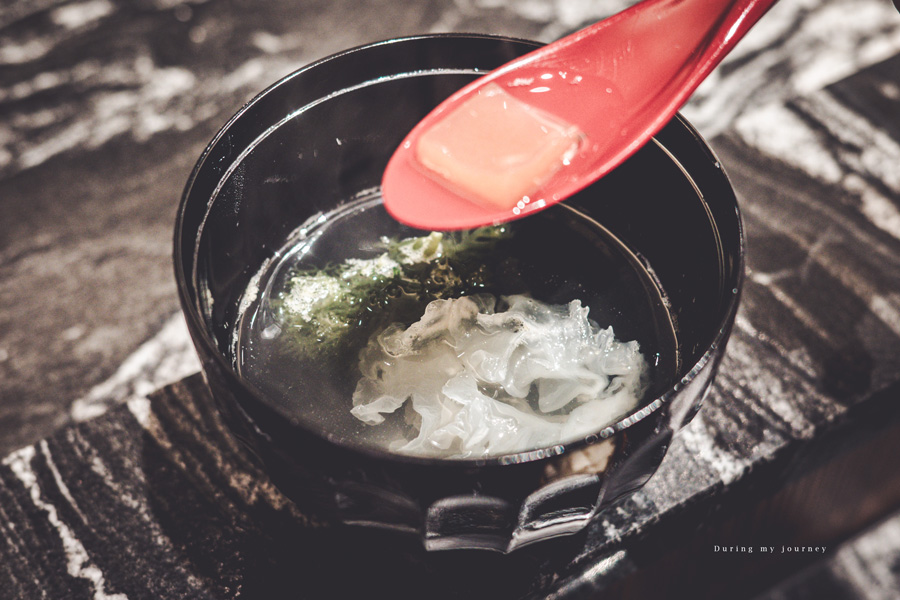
[382,0,775,230]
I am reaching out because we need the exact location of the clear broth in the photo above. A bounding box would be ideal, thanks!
[234,193,678,455]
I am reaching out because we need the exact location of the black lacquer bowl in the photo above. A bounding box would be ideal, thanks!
[174,34,743,552]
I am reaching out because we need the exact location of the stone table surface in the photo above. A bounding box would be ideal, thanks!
[2,0,900,598]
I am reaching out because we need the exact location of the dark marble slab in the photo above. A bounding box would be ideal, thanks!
[3,0,900,598]
[753,509,900,600]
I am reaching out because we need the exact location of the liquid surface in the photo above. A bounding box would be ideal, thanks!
[234,193,677,458]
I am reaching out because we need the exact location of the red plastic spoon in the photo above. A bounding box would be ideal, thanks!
[382,0,776,231]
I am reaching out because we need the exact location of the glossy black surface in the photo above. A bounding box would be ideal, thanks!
[175,35,742,551]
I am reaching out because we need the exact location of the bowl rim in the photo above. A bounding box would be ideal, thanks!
[174,33,745,469]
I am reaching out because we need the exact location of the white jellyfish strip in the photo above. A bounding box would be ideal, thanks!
[350,295,647,459]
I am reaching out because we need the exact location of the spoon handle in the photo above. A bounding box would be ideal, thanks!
[506,0,779,114]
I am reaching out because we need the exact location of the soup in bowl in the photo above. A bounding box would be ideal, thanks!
[174,34,743,552]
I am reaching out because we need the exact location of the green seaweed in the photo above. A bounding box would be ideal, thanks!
[272,226,510,359]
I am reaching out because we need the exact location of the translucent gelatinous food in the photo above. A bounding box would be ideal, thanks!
[415,83,583,211]
[351,294,645,458]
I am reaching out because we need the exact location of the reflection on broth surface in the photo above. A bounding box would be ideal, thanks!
[234,192,677,458]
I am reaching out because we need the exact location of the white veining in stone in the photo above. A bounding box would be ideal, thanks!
[833,516,900,600]
[794,91,900,239]
[735,103,844,184]
[495,0,634,40]
[151,0,211,9]
[846,174,900,242]
[50,0,115,30]
[251,30,304,55]
[736,143,900,311]
[728,326,832,440]
[126,397,152,430]
[0,37,53,65]
[4,446,129,600]
[71,313,200,422]
[749,269,839,345]
[676,417,749,486]
[14,59,199,169]
[124,377,305,518]
[91,321,303,518]
[803,94,900,188]
[735,65,900,245]
[870,294,900,340]
[65,427,202,579]
[686,0,900,135]
[0,0,66,30]
[0,0,115,66]
[3,50,298,175]
[40,440,88,525]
